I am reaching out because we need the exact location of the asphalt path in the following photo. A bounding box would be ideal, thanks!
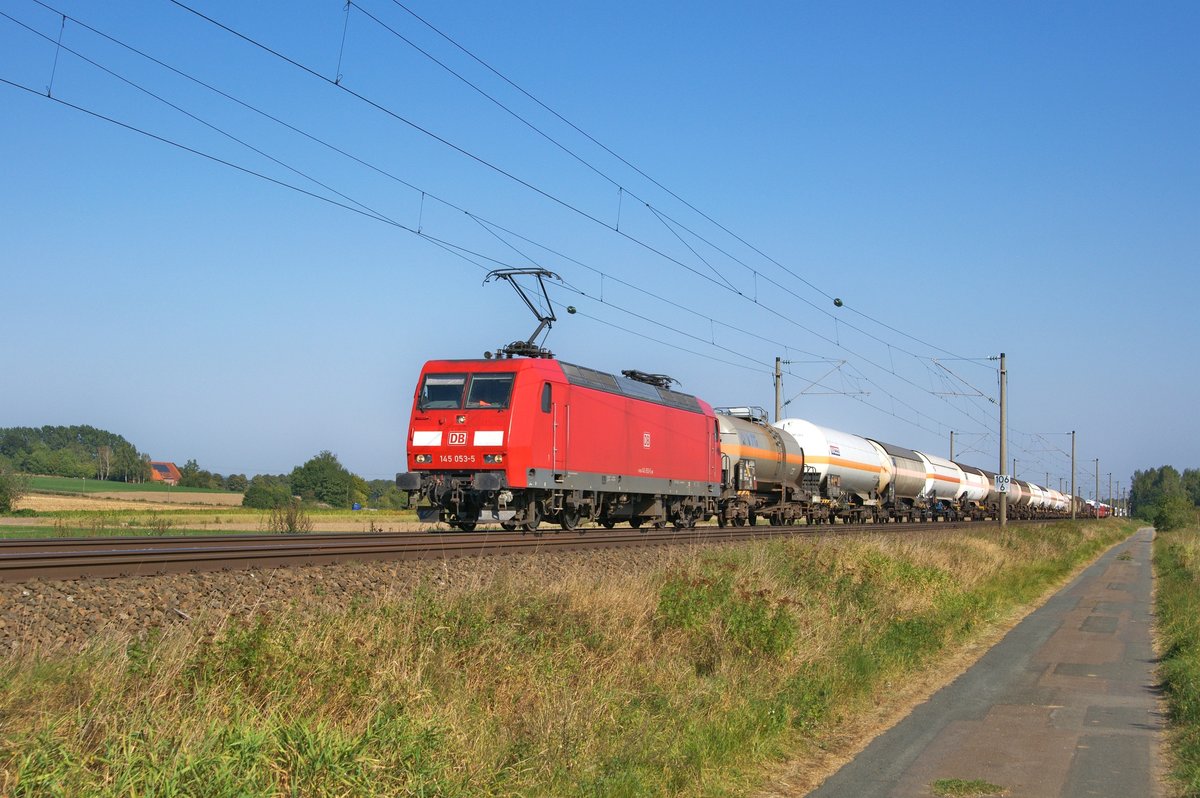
[807,527,1164,798]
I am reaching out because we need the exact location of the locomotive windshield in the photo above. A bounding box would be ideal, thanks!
[418,372,515,410]
[465,373,514,409]
[418,373,467,409]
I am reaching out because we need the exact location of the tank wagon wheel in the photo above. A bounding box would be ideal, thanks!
[600,518,616,529]
[501,521,517,531]
[717,515,727,528]
[629,517,644,530]
[732,517,746,527]
[453,522,477,532]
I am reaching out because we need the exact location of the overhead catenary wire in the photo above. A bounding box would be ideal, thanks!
[5,2,1009,449]
[381,0,988,367]
[158,0,1008,425]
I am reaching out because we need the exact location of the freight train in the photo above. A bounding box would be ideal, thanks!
[396,354,1081,531]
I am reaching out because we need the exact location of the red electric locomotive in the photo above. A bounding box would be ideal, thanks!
[396,357,722,531]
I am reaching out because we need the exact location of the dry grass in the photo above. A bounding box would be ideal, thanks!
[0,519,1135,797]
[14,493,227,512]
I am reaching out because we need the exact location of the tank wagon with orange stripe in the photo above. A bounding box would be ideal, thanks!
[776,418,891,523]
[713,407,818,526]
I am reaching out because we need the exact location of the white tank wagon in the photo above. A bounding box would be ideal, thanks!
[954,463,992,520]
[1027,483,1048,514]
[866,438,932,520]
[1043,488,1069,514]
[915,451,966,519]
[775,417,888,522]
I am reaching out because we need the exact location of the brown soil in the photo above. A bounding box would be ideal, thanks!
[92,490,245,506]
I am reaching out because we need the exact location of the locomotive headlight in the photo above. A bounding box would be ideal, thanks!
[415,454,432,464]
[484,454,504,463]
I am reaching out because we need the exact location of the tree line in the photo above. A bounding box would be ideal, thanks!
[0,425,151,482]
[0,425,406,512]
[1128,466,1200,531]
[241,451,407,511]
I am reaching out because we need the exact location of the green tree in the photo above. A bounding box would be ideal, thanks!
[1155,494,1197,531]
[290,451,359,508]
[225,473,248,493]
[242,474,292,509]
[0,426,151,482]
[1181,469,1200,507]
[1129,466,1185,521]
[368,479,409,510]
[0,469,29,513]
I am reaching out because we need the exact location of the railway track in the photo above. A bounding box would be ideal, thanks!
[0,519,1038,582]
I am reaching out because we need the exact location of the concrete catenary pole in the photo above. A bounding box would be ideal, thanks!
[1108,472,1112,513]
[999,353,1007,528]
[950,431,954,461]
[1071,431,1077,520]
[1094,458,1100,508]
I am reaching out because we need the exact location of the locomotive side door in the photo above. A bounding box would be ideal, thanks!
[551,383,567,473]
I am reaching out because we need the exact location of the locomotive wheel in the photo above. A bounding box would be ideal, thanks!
[560,508,582,532]
[522,503,541,533]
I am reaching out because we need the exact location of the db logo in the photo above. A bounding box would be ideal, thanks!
[448,432,468,446]
[643,432,651,449]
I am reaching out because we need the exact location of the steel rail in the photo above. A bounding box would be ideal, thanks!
[0,519,1040,582]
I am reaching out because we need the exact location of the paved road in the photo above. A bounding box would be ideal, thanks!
[808,527,1163,798]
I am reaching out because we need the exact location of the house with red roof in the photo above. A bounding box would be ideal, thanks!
[148,461,182,486]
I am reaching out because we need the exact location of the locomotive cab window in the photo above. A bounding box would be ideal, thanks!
[418,373,467,409]
[466,373,515,409]
[541,383,552,413]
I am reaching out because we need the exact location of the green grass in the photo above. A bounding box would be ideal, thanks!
[26,476,237,494]
[1153,527,1200,797]
[0,519,1134,797]
[932,778,1007,796]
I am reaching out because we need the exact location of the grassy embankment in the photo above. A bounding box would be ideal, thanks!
[0,505,419,538]
[1154,526,1200,797]
[0,519,1134,796]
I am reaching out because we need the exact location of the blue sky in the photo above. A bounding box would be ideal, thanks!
[2,1,1196,499]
